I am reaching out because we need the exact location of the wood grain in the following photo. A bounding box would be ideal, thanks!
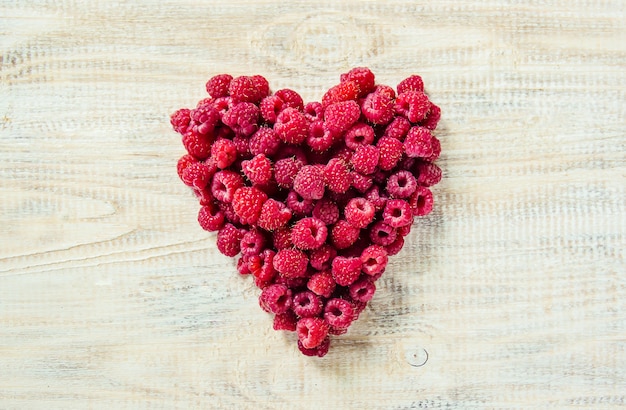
[1,0,625,408]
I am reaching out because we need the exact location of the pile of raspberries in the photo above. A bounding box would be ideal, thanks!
[170,67,442,357]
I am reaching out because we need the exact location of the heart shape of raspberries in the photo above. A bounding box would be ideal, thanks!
[170,68,442,357]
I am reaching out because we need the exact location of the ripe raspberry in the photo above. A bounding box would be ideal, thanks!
[361,91,395,125]
[369,221,397,246]
[386,170,417,199]
[286,190,315,217]
[382,199,413,228]
[304,101,324,122]
[322,80,360,108]
[420,103,441,130]
[312,198,340,225]
[249,248,277,286]
[324,298,355,329]
[176,154,197,182]
[216,223,244,257]
[182,130,212,160]
[198,203,225,232]
[181,161,212,189]
[232,186,268,225]
[259,95,284,124]
[206,74,233,98]
[350,145,378,176]
[404,126,433,158]
[242,154,272,186]
[222,102,260,137]
[190,103,221,137]
[351,172,373,193]
[331,144,354,164]
[210,138,238,169]
[307,270,336,298]
[424,135,441,162]
[409,186,434,216]
[274,156,304,189]
[217,201,244,225]
[340,67,376,97]
[212,96,232,119]
[240,229,266,257]
[331,256,363,286]
[377,136,404,171]
[291,217,328,250]
[307,120,335,152]
[297,336,330,357]
[274,275,308,290]
[348,277,376,303]
[273,248,308,278]
[170,108,191,134]
[384,116,411,141]
[257,198,292,231]
[309,244,337,271]
[360,245,388,276]
[273,310,297,331]
[259,284,292,314]
[364,185,388,212]
[373,84,396,100]
[324,100,361,136]
[397,224,412,237]
[292,290,323,318]
[385,235,405,256]
[395,91,431,123]
[211,170,244,203]
[296,317,329,349]
[323,158,352,194]
[293,165,325,200]
[397,74,424,94]
[344,122,375,150]
[344,197,375,229]
[274,88,304,111]
[415,161,442,187]
[238,256,251,275]
[229,75,269,104]
[272,227,293,250]
[274,108,308,145]
[249,127,281,157]
[330,220,361,250]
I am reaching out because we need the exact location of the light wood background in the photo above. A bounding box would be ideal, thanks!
[1,1,625,409]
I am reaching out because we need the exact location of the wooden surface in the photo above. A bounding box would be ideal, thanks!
[1,1,625,408]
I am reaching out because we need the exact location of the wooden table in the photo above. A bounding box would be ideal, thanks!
[1,1,624,408]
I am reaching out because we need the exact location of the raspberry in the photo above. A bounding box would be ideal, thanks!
[324,298,355,329]
[304,101,324,122]
[395,91,430,123]
[348,145,378,176]
[249,249,277,285]
[181,161,212,189]
[273,248,308,278]
[340,67,376,97]
[369,221,397,246]
[322,80,360,108]
[198,203,225,232]
[373,84,396,100]
[344,197,375,229]
[415,161,442,187]
[331,256,363,286]
[275,108,308,144]
[190,103,221,137]
[274,88,304,111]
[216,223,244,257]
[361,91,395,125]
[238,256,251,275]
[364,185,388,212]
[385,235,405,256]
[212,96,232,119]
[409,186,434,216]
[384,116,411,141]
[344,122,375,150]
[324,100,361,136]
[348,277,376,303]
[291,217,328,250]
[176,154,197,182]
[182,130,212,160]
[296,317,329,349]
[211,170,244,203]
[229,75,268,104]
[297,336,330,357]
[424,135,441,162]
[274,275,307,290]
[323,158,352,194]
[249,127,282,157]
[210,138,238,169]
[331,144,353,163]
[307,270,336,298]
[242,154,272,186]
[382,199,413,228]
[397,74,424,94]
[293,165,325,200]
[397,224,412,237]
[273,310,298,331]
[274,156,304,189]
[206,74,233,98]
[272,227,293,250]
[404,126,433,158]
[350,172,373,193]
[259,284,292,314]
[257,198,292,231]
[312,198,340,225]
[260,95,285,124]
[222,102,260,137]
[286,190,315,217]
[217,201,244,226]
[377,136,404,171]
[420,103,441,130]
[232,186,268,225]
[330,220,360,250]
[292,290,323,318]
[360,245,388,276]
[307,120,335,152]
[386,170,417,198]
[309,244,337,271]
[240,229,266,257]
[170,108,191,134]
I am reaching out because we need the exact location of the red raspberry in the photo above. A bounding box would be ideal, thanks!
[324,298,355,329]
[232,186,268,225]
[274,88,304,111]
[331,256,363,286]
[348,277,376,303]
[385,235,405,256]
[170,108,191,134]
[229,75,268,104]
[240,229,266,257]
[415,161,442,187]
[344,122,375,150]
[360,244,388,276]
[373,84,396,100]
[307,120,335,152]
[409,186,434,216]
[206,74,233,98]
[369,221,397,246]
[364,185,388,212]
[249,127,282,157]
[198,203,225,232]
[273,311,297,331]
[296,317,329,349]
[232,135,251,158]
[292,290,323,318]
[420,103,441,130]
[273,248,308,278]
[297,336,330,357]
[274,107,308,144]
[216,223,244,257]
[293,165,325,200]
[211,170,244,203]
[257,198,292,231]
[212,96,232,119]
[324,100,361,136]
[324,158,352,194]
[286,190,315,217]
[307,270,336,298]
[386,170,417,198]
[361,91,395,125]
[384,116,411,141]
[309,244,337,271]
[259,95,284,124]
[377,136,404,171]
[272,227,293,250]
[274,156,304,189]
[249,248,277,286]
[395,91,431,123]
[217,201,244,225]
[424,135,441,162]
[331,220,360,250]
[331,144,354,164]
[275,275,308,290]
[382,199,413,228]
[259,284,292,314]
[222,102,259,137]
[344,197,375,229]
[176,154,197,182]
[182,131,212,160]
[210,138,238,169]
[404,126,433,158]
[322,80,360,108]
[181,161,212,189]
[351,172,373,193]
[397,74,424,94]
[190,103,221,137]
[397,224,412,237]
[350,145,379,175]
[238,256,251,275]
[312,198,340,225]
[340,67,376,97]
[304,101,324,122]
[242,154,272,186]
[291,217,328,250]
